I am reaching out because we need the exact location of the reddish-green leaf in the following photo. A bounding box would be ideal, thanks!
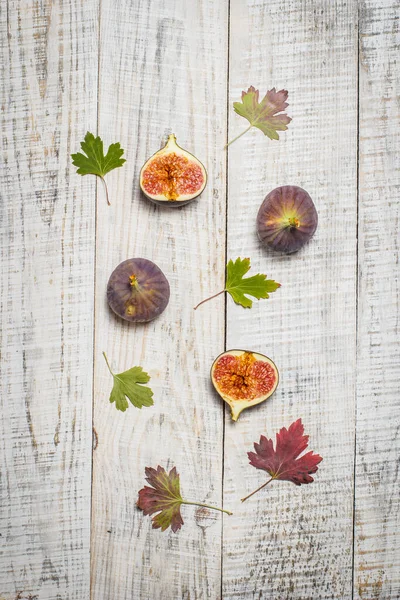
[137,465,232,533]
[138,466,184,532]
[242,419,322,502]
[227,86,291,146]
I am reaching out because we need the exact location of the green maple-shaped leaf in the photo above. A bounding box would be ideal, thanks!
[194,257,280,310]
[137,466,232,533]
[226,86,291,147]
[103,352,153,412]
[226,257,281,308]
[71,132,126,205]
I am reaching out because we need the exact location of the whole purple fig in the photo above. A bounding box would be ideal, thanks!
[107,258,170,323]
[257,186,318,254]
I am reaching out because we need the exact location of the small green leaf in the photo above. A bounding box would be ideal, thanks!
[194,257,280,310]
[71,132,126,204]
[225,257,281,308]
[103,352,153,412]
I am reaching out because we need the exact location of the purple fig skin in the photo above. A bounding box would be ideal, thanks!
[107,258,170,323]
[257,186,318,254]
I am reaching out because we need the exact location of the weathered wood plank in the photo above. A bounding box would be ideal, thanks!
[0,1,98,598]
[354,2,400,598]
[223,1,358,598]
[90,1,228,598]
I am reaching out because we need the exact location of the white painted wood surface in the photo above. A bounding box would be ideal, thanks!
[0,1,399,599]
[224,1,358,598]
[90,1,228,599]
[0,1,98,598]
[355,2,400,598]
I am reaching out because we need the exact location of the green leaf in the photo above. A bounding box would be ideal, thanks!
[225,257,281,309]
[226,86,291,146]
[71,132,126,204]
[103,352,153,412]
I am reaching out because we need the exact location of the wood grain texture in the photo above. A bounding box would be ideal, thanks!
[90,1,228,598]
[0,1,98,598]
[354,2,400,598]
[2,2,399,598]
[223,1,358,598]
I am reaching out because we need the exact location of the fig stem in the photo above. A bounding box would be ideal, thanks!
[287,217,300,229]
[103,351,114,376]
[240,477,274,503]
[193,290,225,310]
[183,500,233,516]
[99,176,111,206]
[224,125,253,148]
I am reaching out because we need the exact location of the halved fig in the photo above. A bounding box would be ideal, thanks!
[107,258,170,323]
[139,134,207,206]
[257,185,318,254]
[211,350,279,421]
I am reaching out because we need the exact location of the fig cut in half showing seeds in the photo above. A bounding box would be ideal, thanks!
[211,350,279,421]
[107,258,170,323]
[257,185,318,254]
[140,134,207,206]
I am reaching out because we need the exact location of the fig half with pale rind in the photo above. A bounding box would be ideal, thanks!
[257,185,318,254]
[140,134,207,206]
[211,350,279,421]
[107,258,170,323]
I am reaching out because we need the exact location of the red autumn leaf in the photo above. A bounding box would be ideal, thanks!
[137,465,232,533]
[242,419,322,502]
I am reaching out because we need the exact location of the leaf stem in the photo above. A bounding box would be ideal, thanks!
[240,477,274,503]
[99,176,110,206]
[193,289,225,310]
[103,351,114,376]
[183,500,233,516]
[224,125,253,148]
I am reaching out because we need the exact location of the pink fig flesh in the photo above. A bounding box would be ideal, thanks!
[211,350,279,421]
[257,186,318,254]
[140,134,207,206]
[107,258,170,323]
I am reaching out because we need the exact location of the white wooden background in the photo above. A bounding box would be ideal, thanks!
[0,1,399,599]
